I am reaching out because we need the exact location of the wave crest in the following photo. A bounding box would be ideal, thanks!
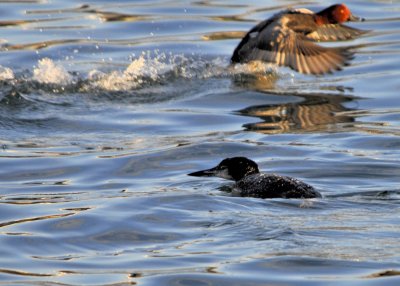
[33,58,74,85]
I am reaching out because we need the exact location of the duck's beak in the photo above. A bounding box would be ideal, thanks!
[188,167,218,177]
[349,13,364,22]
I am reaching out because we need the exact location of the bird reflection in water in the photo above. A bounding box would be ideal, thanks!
[233,74,358,134]
[239,93,355,134]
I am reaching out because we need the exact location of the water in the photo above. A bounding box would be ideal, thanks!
[0,0,399,285]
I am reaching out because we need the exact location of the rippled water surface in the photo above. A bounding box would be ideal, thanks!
[1,0,400,285]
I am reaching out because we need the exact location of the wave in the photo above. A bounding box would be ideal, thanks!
[0,50,288,96]
[0,52,231,92]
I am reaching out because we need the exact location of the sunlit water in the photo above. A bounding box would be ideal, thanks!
[0,0,400,285]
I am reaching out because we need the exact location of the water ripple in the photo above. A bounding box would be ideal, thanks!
[0,0,400,285]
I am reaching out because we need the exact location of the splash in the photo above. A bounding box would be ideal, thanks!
[33,58,73,85]
[88,53,167,91]
[229,61,278,75]
[0,65,14,80]
[2,53,232,97]
[88,52,229,92]
[1,52,291,95]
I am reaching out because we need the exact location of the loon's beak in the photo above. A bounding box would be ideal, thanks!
[188,167,218,177]
[348,13,364,22]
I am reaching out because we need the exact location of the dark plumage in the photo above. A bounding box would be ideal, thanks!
[188,157,321,199]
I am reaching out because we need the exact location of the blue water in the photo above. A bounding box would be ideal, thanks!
[0,0,400,285]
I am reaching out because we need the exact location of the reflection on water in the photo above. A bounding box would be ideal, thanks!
[231,71,359,134]
[238,92,356,134]
[28,4,152,23]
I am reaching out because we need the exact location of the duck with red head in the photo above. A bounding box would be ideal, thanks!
[188,157,321,199]
[315,3,363,25]
[231,3,367,75]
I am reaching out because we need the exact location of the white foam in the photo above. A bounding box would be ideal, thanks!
[0,52,226,93]
[229,61,278,75]
[33,58,73,85]
[0,65,14,80]
[88,53,172,91]
[3,52,233,92]
[87,52,230,92]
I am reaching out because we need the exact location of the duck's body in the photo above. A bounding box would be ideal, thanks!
[188,157,321,199]
[231,4,366,74]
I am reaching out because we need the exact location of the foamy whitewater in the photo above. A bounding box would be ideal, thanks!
[1,52,285,94]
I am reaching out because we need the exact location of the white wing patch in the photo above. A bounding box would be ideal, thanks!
[293,8,313,14]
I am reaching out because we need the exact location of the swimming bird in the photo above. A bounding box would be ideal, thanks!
[188,157,321,199]
[231,4,366,75]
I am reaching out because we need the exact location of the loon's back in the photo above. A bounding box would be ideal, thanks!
[235,173,321,199]
[188,157,322,199]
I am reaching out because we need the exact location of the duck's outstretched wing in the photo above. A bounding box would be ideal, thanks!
[307,24,368,41]
[276,32,354,74]
[231,18,274,63]
[231,14,355,75]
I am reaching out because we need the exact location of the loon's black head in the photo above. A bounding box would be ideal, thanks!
[188,157,260,181]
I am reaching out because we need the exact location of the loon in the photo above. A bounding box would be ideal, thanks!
[231,4,366,75]
[188,157,321,199]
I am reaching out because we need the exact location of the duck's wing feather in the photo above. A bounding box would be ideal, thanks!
[279,32,354,74]
[231,15,354,74]
[250,30,353,74]
[231,18,274,63]
[307,24,368,41]
[231,10,289,63]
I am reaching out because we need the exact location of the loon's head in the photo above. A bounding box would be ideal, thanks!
[188,157,260,182]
